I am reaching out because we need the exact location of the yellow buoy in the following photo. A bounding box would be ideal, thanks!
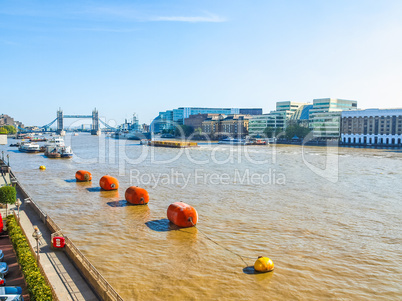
[39,165,46,170]
[254,256,274,273]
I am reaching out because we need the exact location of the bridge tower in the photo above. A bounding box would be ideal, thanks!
[91,108,101,135]
[56,108,65,136]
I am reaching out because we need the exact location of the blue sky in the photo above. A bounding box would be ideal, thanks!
[1,0,402,127]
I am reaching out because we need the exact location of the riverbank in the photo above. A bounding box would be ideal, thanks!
[0,158,123,301]
[1,135,401,300]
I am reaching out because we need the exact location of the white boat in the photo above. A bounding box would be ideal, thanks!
[45,136,65,147]
[59,146,73,158]
[45,145,73,158]
[218,138,247,145]
[245,139,268,145]
[18,141,40,153]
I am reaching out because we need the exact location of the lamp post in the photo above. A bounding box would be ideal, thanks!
[32,226,42,263]
[16,198,22,221]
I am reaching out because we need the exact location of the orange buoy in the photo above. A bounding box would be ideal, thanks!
[167,202,198,228]
[99,175,119,190]
[75,170,92,182]
[125,186,149,205]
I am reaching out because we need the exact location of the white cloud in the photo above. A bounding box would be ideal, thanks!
[81,6,226,23]
[151,14,226,23]
[72,27,139,33]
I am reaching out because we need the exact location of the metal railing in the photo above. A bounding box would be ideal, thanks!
[13,211,59,301]
[64,236,124,301]
[8,170,124,301]
[10,172,47,222]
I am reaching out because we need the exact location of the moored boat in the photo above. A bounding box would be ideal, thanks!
[18,141,41,153]
[60,146,73,158]
[44,142,73,159]
[218,138,247,145]
[44,149,61,158]
[45,136,65,147]
[245,139,268,145]
[30,137,47,142]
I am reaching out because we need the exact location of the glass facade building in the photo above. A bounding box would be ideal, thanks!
[310,98,357,139]
[152,107,262,133]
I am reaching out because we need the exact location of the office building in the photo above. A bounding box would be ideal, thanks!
[248,101,310,137]
[310,98,357,139]
[152,107,262,133]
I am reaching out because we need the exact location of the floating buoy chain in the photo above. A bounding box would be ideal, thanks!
[188,219,254,267]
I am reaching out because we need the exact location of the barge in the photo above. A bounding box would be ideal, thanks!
[148,141,198,148]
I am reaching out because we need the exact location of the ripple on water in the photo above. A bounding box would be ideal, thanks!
[1,137,402,300]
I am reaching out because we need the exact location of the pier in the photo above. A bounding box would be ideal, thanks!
[0,158,124,301]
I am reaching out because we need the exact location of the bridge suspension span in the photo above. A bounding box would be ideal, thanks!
[39,109,117,135]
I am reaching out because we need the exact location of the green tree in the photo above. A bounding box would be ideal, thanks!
[285,124,311,140]
[263,126,274,138]
[0,186,17,216]
[161,129,174,135]
[175,125,194,137]
[275,127,283,137]
[0,125,16,134]
[5,125,17,134]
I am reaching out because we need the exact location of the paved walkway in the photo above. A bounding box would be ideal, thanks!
[0,231,30,300]
[1,199,100,301]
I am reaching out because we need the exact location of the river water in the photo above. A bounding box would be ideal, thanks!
[1,133,401,300]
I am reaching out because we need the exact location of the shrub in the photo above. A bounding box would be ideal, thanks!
[6,215,53,301]
[0,186,16,216]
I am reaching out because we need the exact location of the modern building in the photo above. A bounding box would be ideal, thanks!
[151,110,174,132]
[276,101,308,119]
[239,108,263,115]
[152,107,262,133]
[248,101,311,137]
[341,109,402,146]
[309,98,357,139]
[248,115,270,137]
[248,112,287,137]
[290,104,313,121]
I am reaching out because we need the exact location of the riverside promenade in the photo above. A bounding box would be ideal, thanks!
[0,157,124,301]
[9,199,99,300]
[0,191,99,300]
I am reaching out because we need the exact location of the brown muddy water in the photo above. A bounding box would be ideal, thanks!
[1,133,401,300]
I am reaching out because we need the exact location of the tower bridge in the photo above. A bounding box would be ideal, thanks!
[56,108,100,135]
[39,108,117,135]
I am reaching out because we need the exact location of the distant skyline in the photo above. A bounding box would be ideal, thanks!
[1,0,402,127]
